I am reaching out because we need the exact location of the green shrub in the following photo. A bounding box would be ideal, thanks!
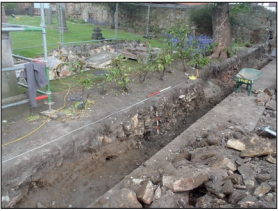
[77,18,86,24]
[106,54,131,92]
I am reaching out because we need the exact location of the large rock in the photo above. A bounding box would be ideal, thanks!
[135,180,154,204]
[240,146,273,157]
[107,188,142,208]
[195,194,214,208]
[237,195,258,208]
[265,100,276,111]
[228,189,248,204]
[256,174,272,182]
[134,121,145,136]
[131,114,139,130]
[253,182,271,197]
[209,156,237,172]
[154,186,162,200]
[265,155,276,164]
[238,163,257,188]
[222,179,234,194]
[256,92,271,106]
[204,168,228,199]
[148,190,189,208]
[264,88,275,96]
[227,139,246,151]
[226,173,243,185]
[162,164,210,192]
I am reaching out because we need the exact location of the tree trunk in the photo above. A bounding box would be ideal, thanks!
[210,3,231,60]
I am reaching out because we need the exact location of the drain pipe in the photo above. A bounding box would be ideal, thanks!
[40,3,53,111]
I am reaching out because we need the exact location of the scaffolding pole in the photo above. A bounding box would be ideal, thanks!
[115,3,118,40]
[40,3,53,110]
[146,4,150,37]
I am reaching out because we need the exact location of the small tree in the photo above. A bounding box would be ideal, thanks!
[167,22,191,71]
[155,41,174,80]
[137,41,156,83]
[78,76,93,109]
[106,54,131,92]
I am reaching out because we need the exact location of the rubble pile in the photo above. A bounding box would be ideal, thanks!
[90,92,276,208]
[48,40,158,79]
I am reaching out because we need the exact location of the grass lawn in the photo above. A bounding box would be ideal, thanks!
[8,15,163,58]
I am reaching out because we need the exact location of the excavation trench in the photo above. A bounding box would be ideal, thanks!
[15,80,225,208]
[2,44,271,208]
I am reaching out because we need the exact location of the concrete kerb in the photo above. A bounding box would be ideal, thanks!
[1,43,272,204]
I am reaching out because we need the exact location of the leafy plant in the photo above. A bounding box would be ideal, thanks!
[155,42,174,80]
[188,53,211,68]
[69,60,84,74]
[106,54,131,92]
[78,76,93,109]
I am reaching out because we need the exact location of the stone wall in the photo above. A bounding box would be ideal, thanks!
[66,3,109,23]
[64,3,276,43]
[231,5,276,44]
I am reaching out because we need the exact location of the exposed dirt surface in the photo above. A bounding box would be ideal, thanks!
[1,45,275,208]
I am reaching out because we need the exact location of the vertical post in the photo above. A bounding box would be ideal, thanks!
[115,3,118,40]
[40,3,53,111]
[58,3,63,44]
[146,4,150,37]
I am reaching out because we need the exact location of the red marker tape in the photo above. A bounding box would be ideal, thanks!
[147,86,171,98]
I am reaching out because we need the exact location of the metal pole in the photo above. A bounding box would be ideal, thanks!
[2,27,42,32]
[2,66,25,72]
[57,3,62,44]
[146,4,150,37]
[115,3,118,40]
[59,3,64,44]
[18,83,47,95]
[2,99,29,109]
[12,54,35,62]
[40,3,53,111]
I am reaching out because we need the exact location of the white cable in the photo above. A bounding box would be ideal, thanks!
[2,82,185,164]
